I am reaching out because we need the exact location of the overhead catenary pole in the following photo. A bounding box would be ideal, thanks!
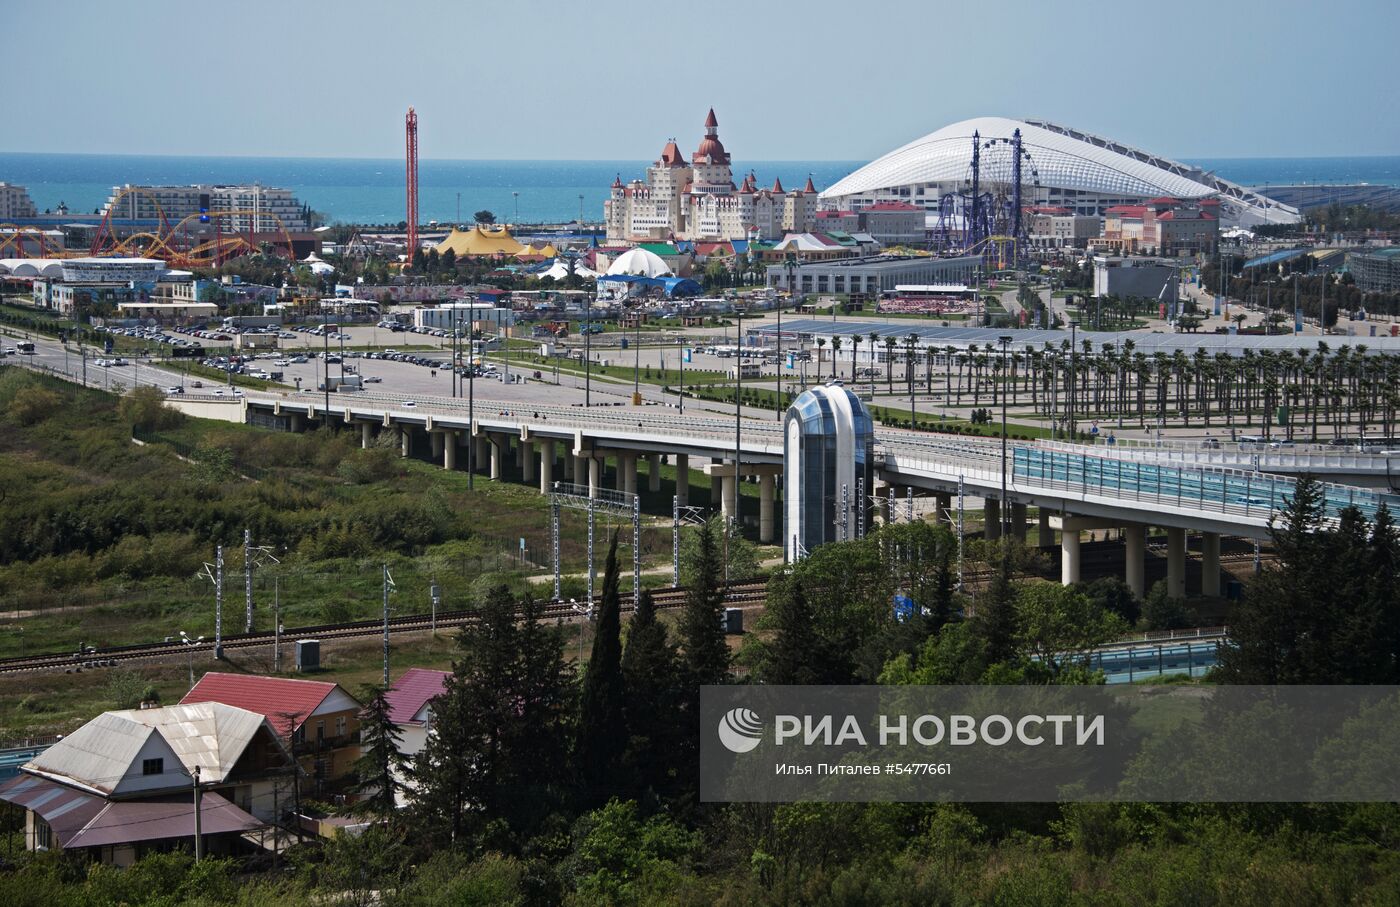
[244,529,253,632]
[632,493,641,606]
[272,576,281,673]
[214,546,224,659]
[381,565,394,686]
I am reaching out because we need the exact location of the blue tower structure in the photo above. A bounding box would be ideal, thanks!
[783,383,874,561]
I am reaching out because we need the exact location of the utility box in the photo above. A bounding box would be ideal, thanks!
[295,639,321,672]
[724,608,744,635]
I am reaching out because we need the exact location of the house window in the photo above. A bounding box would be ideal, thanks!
[34,819,51,850]
[335,716,347,737]
[142,758,163,776]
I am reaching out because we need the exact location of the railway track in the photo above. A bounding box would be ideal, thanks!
[0,582,769,677]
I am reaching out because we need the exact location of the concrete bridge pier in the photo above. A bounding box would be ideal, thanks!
[1201,532,1221,597]
[399,425,411,458]
[759,473,776,544]
[985,498,1002,540]
[1010,503,1028,543]
[360,422,374,449]
[522,440,535,483]
[648,453,662,493]
[675,454,690,506]
[622,452,638,496]
[474,435,490,474]
[1167,527,1187,599]
[1038,508,1054,548]
[289,412,304,432]
[1061,524,1081,585]
[489,434,504,480]
[933,492,951,528]
[1124,523,1146,598]
[588,455,601,499]
[538,440,554,493]
[441,430,457,470]
[430,431,444,461]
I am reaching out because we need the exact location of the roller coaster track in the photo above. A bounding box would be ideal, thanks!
[0,582,769,676]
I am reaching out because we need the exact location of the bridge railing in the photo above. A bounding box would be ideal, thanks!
[1037,438,1399,471]
[879,443,1400,525]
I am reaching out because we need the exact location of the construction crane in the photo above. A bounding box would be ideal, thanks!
[405,107,419,266]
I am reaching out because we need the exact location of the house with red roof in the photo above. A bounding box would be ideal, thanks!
[181,672,364,795]
[383,668,451,806]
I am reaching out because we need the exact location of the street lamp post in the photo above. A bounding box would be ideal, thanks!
[781,253,797,420]
[998,335,1012,555]
[322,307,331,423]
[1068,320,1078,439]
[178,631,203,689]
[468,325,476,490]
[633,313,641,405]
[584,299,592,407]
[677,337,685,414]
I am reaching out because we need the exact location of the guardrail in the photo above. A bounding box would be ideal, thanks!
[1038,438,1400,471]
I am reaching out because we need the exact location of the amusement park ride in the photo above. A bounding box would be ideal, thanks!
[932,127,1041,270]
[0,185,295,269]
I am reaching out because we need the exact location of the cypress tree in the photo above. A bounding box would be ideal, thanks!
[975,562,1020,666]
[578,532,626,803]
[347,684,409,824]
[621,589,684,801]
[679,516,730,686]
[758,577,822,685]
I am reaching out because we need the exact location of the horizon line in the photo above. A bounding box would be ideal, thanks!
[3,149,1398,165]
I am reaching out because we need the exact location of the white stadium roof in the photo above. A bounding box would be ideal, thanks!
[822,116,1298,228]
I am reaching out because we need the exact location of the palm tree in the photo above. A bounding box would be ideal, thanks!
[815,338,827,381]
[829,337,842,383]
[850,334,863,384]
[884,336,898,393]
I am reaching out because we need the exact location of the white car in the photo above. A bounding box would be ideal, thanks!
[402,400,416,408]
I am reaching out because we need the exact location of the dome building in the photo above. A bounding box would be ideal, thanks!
[821,117,1298,229]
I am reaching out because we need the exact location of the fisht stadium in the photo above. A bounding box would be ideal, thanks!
[821,116,1299,229]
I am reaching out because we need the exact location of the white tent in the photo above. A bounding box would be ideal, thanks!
[538,259,597,281]
[605,247,672,278]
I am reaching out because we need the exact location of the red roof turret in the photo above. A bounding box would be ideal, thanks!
[771,177,784,193]
[803,176,816,194]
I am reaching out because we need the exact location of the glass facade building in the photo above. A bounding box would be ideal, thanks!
[783,384,874,561]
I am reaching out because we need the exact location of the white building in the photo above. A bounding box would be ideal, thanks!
[413,302,513,331]
[0,182,38,219]
[605,109,818,243]
[60,257,166,284]
[102,184,311,232]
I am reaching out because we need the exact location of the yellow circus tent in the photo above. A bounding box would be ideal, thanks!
[435,225,526,257]
[518,242,558,259]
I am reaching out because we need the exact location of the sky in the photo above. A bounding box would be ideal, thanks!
[11,0,1399,161]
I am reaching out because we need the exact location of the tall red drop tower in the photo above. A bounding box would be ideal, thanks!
[405,106,419,266]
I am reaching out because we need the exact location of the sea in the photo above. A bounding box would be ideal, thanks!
[2,152,1398,227]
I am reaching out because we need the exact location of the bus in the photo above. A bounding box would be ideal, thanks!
[16,341,35,354]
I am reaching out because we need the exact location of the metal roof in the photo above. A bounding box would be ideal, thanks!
[755,318,1400,356]
[0,775,262,850]
[384,668,451,726]
[22,702,275,794]
[181,672,348,736]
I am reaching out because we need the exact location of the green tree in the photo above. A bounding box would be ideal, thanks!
[411,585,574,849]
[117,385,185,431]
[346,684,409,823]
[1141,580,1189,631]
[678,517,731,687]
[566,799,699,906]
[474,210,496,224]
[620,589,684,802]
[578,532,626,804]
